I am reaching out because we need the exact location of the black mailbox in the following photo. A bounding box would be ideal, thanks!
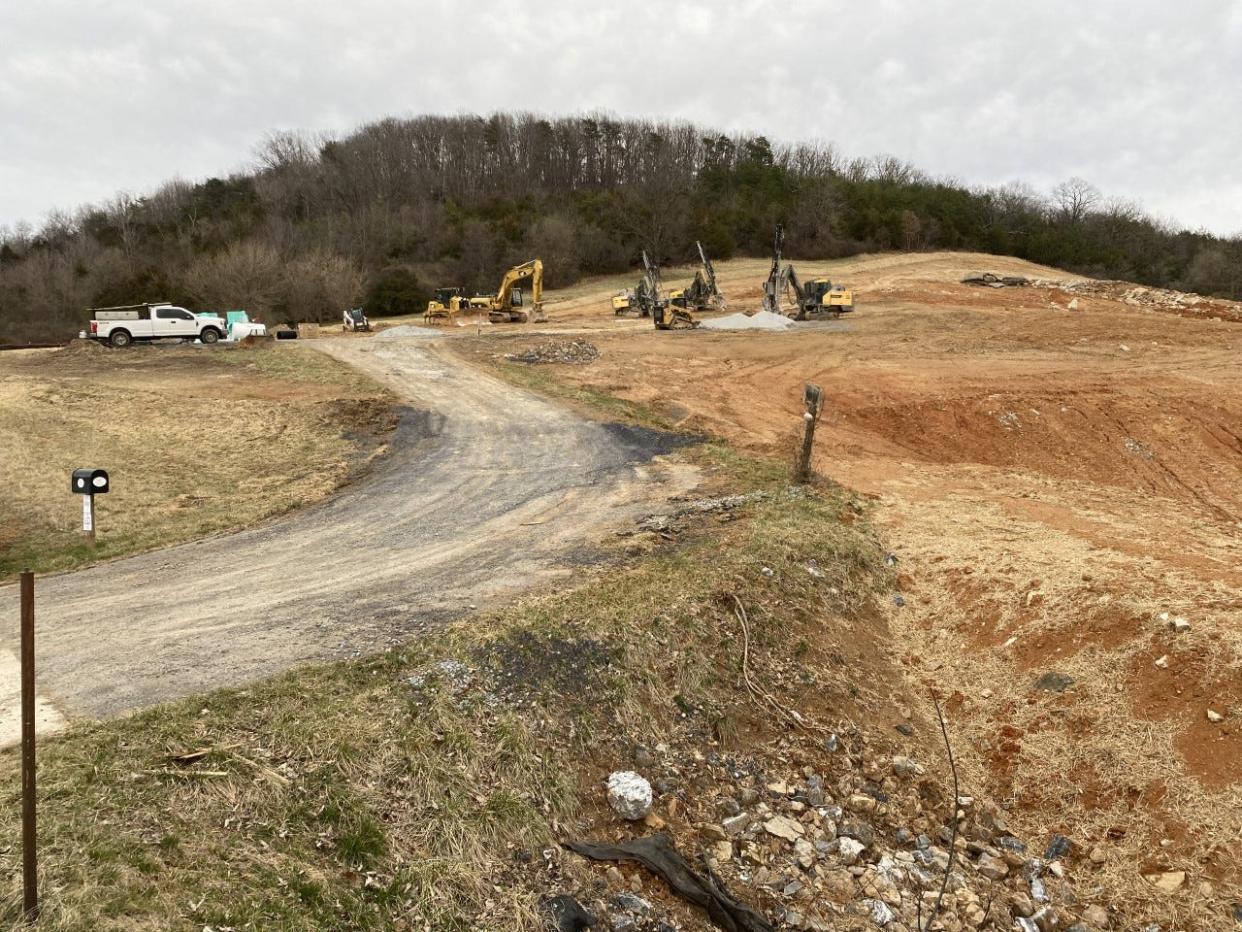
[71,468,109,494]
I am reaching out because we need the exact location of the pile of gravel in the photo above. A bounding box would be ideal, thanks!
[699,310,793,331]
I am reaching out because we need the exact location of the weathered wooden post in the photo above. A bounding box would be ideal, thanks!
[20,570,38,922]
[794,382,823,483]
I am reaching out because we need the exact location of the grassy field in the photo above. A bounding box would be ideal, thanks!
[0,443,895,929]
[0,342,395,582]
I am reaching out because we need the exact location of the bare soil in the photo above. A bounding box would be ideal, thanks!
[456,251,1242,925]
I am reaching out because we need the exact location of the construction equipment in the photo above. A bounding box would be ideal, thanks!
[670,241,726,312]
[762,225,855,319]
[343,307,371,332]
[424,287,470,325]
[613,251,659,318]
[644,252,698,330]
[473,259,547,323]
[613,251,697,329]
[783,271,855,319]
[761,226,787,315]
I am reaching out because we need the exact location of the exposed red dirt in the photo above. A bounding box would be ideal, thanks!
[458,251,1242,921]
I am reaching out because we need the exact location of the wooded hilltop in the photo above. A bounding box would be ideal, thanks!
[2,111,1239,342]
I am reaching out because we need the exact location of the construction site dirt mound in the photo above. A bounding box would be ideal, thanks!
[53,338,106,357]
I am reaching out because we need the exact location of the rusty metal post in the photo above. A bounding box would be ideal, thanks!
[795,383,823,483]
[20,570,38,921]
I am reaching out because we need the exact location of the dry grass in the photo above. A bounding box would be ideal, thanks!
[0,343,394,581]
[0,451,894,930]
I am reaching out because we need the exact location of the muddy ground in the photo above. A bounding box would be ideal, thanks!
[454,251,1242,919]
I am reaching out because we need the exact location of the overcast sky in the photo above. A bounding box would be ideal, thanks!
[2,0,1240,235]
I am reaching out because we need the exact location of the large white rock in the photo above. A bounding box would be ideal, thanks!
[606,771,653,820]
[838,837,867,865]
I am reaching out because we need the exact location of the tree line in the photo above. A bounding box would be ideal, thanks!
[1,112,1239,343]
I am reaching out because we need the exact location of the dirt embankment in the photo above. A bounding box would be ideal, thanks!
[463,251,1242,929]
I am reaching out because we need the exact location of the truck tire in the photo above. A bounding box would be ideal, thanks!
[109,329,133,348]
[200,327,221,344]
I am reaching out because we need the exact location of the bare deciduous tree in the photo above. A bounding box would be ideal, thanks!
[184,241,282,316]
[1051,177,1101,224]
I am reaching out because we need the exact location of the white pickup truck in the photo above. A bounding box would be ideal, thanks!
[86,303,227,348]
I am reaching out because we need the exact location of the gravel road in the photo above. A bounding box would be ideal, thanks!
[0,333,696,739]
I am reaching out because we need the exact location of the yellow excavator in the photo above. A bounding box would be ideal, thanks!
[426,259,547,325]
[473,258,546,323]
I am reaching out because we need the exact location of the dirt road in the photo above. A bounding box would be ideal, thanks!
[0,332,695,735]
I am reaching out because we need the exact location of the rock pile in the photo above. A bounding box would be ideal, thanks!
[962,272,1032,288]
[1061,278,1239,315]
[577,734,1115,932]
[506,339,600,364]
[963,271,1242,321]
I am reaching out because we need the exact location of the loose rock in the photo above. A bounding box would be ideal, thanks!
[1144,870,1185,894]
[838,837,867,866]
[1035,671,1074,693]
[606,771,653,820]
[1082,905,1110,927]
[764,815,805,842]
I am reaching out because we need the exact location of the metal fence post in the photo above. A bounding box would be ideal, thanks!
[20,570,38,922]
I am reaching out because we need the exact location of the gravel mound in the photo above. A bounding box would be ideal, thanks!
[699,310,793,331]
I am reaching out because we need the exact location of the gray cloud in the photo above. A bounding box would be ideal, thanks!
[1,0,1239,234]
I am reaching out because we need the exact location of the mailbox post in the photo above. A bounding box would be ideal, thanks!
[71,468,109,545]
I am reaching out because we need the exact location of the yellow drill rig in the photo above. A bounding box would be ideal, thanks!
[762,225,855,320]
[669,241,726,312]
[614,251,698,329]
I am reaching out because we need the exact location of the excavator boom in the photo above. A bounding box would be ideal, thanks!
[488,259,545,323]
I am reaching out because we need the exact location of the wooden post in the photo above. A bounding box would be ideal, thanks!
[795,382,823,483]
[20,570,38,922]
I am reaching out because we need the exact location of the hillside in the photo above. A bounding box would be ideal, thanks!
[2,112,1241,344]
